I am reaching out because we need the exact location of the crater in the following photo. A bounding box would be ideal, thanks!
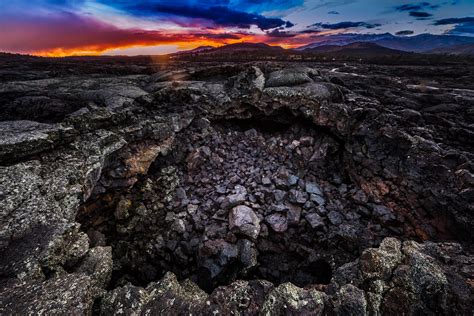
[76,111,444,293]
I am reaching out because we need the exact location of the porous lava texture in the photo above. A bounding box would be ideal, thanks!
[1,58,473,315]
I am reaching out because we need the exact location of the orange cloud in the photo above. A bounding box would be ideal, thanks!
[0,11,330,56]
[1,12,257,56]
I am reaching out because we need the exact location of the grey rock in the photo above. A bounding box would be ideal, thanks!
[287,174,299,186]
[273,189,286,201]
[238,239,258,269]
[305,182,323,196]
[288,189,308,204]
[265,68,315,88]
[0,120,74,163]
[360,238,402,280]
[100,272,207,315]
[221,193,247,209]
[265,213,288,232]
[75,246,113,289]
[333,284,368,316]
[0,274,99,315]
[310,193,326,206]
[260,282,326,315]
[305,213,325,230]
[328,210,344,226]
[261,176,272,186]
[229,205,261,240]
[287,204,302,225]
[370,204,396,224]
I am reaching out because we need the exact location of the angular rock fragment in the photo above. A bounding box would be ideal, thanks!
[305,213,326,230]
[265,213,288,232]
[229,205,261,240]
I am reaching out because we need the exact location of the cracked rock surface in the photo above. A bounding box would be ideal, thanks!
[0,56,473,315]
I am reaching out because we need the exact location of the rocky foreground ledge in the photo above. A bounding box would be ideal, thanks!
[0,61,473,314]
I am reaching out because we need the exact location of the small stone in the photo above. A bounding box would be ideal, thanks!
[272,203,289,212]
[328,210,343,226]
[114,197,131,220]
[352,190,368,204]
[317,205,328,215]
[200,240,239,278]
[165,212,175,222]
[370,204,396,224]
[288,189,308,204]
[273,190,286,201]
[187,204,198,214]
[310,193,326,206]
[262,177,272,186]
[221,193,247,209]
[305,182,323,196]
[244,129,258,138]
[215,185,227,194]
[175,187,187,200]
[238,239,258,268]
[291,140,301,149]
[172,219,186,233]
[287,175,299,186]
[265,213,288,232]
[233,185,247,195]
[299,136,314,146]
[305,213,325,230]
[287,204,302,225]
[274,177,288,189]
[200,146,211,157]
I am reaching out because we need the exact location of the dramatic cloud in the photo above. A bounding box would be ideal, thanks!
[104,2,294,30]
[266,29,297,38]
[0,11,247,56]
[395,2,438,20]
[409,11,433,18]
[395,2,438,12]
[434,17,474,25]
[395,4,425,11]
[309,21,381,30]
[1,0,470,56]
[310,0,357,10]
[299,29,324,34]
[195,33,241,39]
[396,30,414,36]
[435,17,474,35]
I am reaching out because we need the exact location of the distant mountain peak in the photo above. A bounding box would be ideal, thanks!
[214,42,284,50]
[297,33,474,53]
[172,45,215,55]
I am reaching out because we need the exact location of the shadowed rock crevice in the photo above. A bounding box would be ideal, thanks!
[76,115,344,292]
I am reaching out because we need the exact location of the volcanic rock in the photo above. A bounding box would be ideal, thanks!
[229,205,261,240]
[0,58,473,314]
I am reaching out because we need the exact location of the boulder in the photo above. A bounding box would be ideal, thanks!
[229,206,261,240]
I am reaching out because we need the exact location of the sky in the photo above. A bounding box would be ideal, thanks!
[1,0,473,56]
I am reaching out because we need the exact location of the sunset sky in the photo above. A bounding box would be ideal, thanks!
[1,0,473,56]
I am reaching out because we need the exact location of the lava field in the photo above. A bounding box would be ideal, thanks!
[0,56,473,315]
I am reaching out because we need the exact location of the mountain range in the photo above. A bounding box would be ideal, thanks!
[172,33,474,57]
[302,42,409,57]
[296,33,474,53]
